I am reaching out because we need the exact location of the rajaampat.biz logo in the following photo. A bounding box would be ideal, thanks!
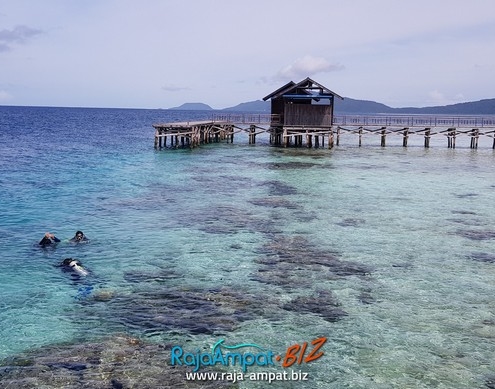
[170,337,326,372]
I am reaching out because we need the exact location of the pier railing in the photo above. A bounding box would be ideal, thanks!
[212,113,495,128]
[331,115,495,128]
[212,113,280,125]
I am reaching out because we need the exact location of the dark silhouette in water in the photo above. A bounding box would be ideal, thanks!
[69,230,89,243]
[58,258,94,299]
[39,232,60,247]
[60,258,89,277]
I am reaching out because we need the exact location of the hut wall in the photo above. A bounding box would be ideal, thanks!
[271,98,285,125]
[271,98,285,116]
[284,103,332,126]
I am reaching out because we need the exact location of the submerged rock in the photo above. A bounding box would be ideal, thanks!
[451,210,477,215]
[358,290,376,305]
[76,286,279,338]
[336,218,366,227]
[0,335,237,388]
[283,290,348,323]
[123,269,183,283]
[458,230,495,241]
[249,197,300,209]
[258,180,298,196]
[251,235,372,323]
[455,193,479,199]
[264,161,320,170]
[255,235,372,278]
[391,262,414,269]
[469,252,495,263]
[181,204,279,235]
[486,374,495,389]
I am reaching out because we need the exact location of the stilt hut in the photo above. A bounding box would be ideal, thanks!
[262,77,343,147]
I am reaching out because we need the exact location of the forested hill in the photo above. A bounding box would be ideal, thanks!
[169,98,495,115]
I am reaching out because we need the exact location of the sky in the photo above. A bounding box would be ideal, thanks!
[1,0,495,109]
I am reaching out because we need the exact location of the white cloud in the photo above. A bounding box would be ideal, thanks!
[427,90,466,106]
[274,56,344,82]
[0,25,42,52]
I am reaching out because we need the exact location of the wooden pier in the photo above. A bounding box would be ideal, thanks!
[153,114,495,150]
[331,114,495,149]
[153,120,235,149]
[154,78,495,150]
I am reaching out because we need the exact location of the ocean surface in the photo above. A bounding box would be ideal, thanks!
[0,105,494,388]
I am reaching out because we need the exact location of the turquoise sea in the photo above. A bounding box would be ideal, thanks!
[0,105,495,388]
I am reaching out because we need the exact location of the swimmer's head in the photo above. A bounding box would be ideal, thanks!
[62,258,75,266]
[74,231,84,241]
[61,258,87,276]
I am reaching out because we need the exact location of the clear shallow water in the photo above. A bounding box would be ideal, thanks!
[0,106,495,388]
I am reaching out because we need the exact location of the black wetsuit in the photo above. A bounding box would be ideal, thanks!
[39,236,61,247]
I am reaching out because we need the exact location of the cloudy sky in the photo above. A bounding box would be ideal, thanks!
[1,0,494,109]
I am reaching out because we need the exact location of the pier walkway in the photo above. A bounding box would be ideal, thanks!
[153,114,495,149]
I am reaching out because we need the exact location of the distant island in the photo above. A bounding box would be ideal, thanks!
[168,97,495,115]
[167,102,214,110]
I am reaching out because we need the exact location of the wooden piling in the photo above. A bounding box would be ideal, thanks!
[470,129,479,149]
[424,128,430,148]
[328,128,334,149]
[249,125,255,144]
[447,129,456,149]
[402,128,409,147]
[358,127,363,147]
[380,128,386,147]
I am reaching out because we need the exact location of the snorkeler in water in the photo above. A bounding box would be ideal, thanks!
[60,258,89,277]
[59,258,94,299]
[69,230,89,243]
[39,232,61,247]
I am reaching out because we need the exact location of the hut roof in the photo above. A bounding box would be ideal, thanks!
[262,77,343,101]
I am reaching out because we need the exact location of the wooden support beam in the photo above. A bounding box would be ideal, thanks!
[447,129,456,149]
[470,129,479,149]
[402,128,409,147]
[249,125,256,144]
[380,128,386,147]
